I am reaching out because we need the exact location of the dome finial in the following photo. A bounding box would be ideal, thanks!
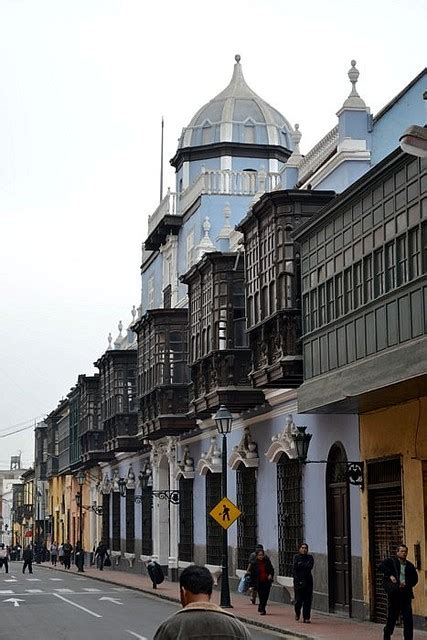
[348,60,360,98]
[235,54,241,63]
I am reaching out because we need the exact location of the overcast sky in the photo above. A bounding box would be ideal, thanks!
[0,0,425,468]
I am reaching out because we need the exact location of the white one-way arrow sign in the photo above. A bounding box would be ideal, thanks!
[3,598,25,607]
[99,596,122,605]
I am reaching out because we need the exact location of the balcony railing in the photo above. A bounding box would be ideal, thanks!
[298,126,338,184]
[147,169,282,235]
[147,188,177,235]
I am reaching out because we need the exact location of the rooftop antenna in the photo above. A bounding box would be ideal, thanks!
[160,116,164,203]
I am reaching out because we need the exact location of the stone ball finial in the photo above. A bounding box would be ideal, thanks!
[235,54,241,63]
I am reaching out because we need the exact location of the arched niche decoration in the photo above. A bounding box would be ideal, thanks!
[196,436,222,476]
[228,427,259,470]
[265,414,299,463]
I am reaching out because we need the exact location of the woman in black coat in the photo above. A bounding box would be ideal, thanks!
[248,549,274,615]
[293,542,314,623]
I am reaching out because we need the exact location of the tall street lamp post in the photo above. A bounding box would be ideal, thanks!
[76,470,85,545]
[214,405,233,609]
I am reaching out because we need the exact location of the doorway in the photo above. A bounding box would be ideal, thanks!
[326,443,351,615]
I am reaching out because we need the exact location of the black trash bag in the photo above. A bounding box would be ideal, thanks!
[147,560,164,587]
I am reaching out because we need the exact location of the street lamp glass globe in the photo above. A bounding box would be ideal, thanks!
[76,470,85,486]
[214,405,233,435]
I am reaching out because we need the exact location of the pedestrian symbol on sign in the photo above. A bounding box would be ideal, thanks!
[219,504,230,521]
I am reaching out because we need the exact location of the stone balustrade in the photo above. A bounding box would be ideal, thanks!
[298,125,338,184]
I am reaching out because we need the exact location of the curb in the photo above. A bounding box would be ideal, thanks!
[37,563,312,639]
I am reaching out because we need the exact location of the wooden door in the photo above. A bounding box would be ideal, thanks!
[327,444,351,615]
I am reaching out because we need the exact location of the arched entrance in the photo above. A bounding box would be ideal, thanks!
[326,443,351,615]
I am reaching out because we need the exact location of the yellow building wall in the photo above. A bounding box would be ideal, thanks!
[360,396,427,618]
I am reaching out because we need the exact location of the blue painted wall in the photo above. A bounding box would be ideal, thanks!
[371,73,426,166]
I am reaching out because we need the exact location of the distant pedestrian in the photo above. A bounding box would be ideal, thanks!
[248,548,274,615]
[75,541,84,572]
[94,540,108,571]
[63,541,73,570]
[380,544,418,640]
[247,544,265,605]
[58,543,64,564]
[293,542,314,623]
[22,545,33,574]
[50,541,58,566]
[153,565,252,639]
[16,544,21,561]
[0,544,9,574]
[146,559,164,589]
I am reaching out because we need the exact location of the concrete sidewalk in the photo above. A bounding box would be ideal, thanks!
[39,561,427,639]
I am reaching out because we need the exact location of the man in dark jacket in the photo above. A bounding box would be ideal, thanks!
[94,540,108,571]
[22,545,33,574]
[379,544,418,640]
[153,565,251,639]
[63,541,73,570]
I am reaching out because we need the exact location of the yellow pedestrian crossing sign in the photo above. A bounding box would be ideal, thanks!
[210,497,241,530]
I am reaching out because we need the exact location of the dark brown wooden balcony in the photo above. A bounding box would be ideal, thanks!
[95,349,139,453]
[236,189,335,390]
[181,252,265,418]
[133,309,196,440]
[81,431,114,465]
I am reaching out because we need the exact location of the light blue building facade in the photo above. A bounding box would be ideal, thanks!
[97,58,426,621]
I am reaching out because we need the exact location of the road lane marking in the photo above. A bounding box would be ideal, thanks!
[53,593,102,618]
[54,589,74,593]
[26,589,43,593]
[0,590,14,594]
[99,596,122,605]
[3,598,24,607]
[126,632,148,640]
[26,578,41,582]
[4,579,17,583]
[83,588,101,592]
[50,578,63,581]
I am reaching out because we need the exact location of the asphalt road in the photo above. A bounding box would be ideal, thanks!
[0,562,297,640]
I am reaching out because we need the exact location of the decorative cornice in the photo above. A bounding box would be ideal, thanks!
[265,414,299,463]
[228,427,259,470]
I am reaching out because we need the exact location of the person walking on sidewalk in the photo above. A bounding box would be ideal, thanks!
[247,544,265,605]
[75,541,85,572]
[94,540,108,571]
[58,543,64,565]
[380,543,418,640]
[50,541,58,566]
[248,548,274,615]
[63,540,73,570]
[0,544,9,573]
[22,545,33,574]
[293,542,314,623]
[153,565,252,639]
